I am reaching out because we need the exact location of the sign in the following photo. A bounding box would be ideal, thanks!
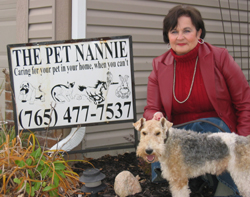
[7,35,136,132]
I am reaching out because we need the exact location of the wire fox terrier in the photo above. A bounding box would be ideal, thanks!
[134,117,250,197]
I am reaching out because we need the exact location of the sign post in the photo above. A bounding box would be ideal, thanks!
[7,35,137,152]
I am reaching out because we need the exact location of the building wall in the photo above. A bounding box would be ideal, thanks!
[4,0,250,159]
[16,0,72,43]
[0,0,17,121]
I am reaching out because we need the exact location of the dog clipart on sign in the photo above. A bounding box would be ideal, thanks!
[18,81,45,104]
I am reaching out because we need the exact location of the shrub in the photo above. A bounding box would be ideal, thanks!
[0,127,91,197]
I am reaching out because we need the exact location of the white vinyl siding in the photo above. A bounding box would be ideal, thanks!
[28,0,55,43]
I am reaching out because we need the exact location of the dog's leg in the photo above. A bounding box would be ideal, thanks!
[230,176,248,197]
[169,179,190,197]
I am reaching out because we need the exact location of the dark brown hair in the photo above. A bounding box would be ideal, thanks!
[163,5,206,44]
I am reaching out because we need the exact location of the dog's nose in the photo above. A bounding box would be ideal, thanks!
[146,149,153,155]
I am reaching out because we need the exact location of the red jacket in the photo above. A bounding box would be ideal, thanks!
[144,42,250,136]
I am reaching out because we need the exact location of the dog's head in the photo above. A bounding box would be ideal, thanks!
[133,117,173,163]
[20,82,30,95]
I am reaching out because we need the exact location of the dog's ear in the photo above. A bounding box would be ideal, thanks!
[133,118,146,131]
[166,120,173,129]
[159,117,173,130]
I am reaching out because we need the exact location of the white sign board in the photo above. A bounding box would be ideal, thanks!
[7,35,136,132]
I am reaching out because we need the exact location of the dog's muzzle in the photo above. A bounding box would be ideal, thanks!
[145,149,156,163]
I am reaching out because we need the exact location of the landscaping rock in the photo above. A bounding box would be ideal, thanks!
[114,170,142,197]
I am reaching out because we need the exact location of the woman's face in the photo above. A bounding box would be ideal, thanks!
[168,16,202,55]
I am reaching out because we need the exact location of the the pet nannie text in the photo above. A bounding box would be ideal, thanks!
[11,40,128,67]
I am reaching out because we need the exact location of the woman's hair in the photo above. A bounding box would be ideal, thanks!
[163,5,206,44]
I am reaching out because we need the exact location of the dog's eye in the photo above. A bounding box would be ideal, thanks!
[155,132,160,136]
[142,132,147,136]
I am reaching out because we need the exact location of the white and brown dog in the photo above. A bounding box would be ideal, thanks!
[134,117,250,197]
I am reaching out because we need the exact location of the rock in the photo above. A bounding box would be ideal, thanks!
[114,170,142,197]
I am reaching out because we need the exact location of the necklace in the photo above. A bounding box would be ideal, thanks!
[173,56,199,104]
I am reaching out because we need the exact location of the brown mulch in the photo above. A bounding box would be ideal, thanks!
[73,152,215,197]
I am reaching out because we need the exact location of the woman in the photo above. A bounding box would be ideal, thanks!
[143,4,250,197]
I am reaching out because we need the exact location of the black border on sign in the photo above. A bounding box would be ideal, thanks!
[7,35,137,138]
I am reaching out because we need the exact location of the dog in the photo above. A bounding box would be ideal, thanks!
[19,81,45,104]
[134,117,250,197]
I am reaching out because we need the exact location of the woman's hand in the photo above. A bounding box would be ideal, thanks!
[152,112,164,121]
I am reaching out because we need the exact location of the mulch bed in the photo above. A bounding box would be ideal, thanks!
[73,152,214,197]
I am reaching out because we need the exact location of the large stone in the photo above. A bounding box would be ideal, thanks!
[114,170,142,197]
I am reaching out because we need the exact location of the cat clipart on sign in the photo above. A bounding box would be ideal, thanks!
[51,82,75,103]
